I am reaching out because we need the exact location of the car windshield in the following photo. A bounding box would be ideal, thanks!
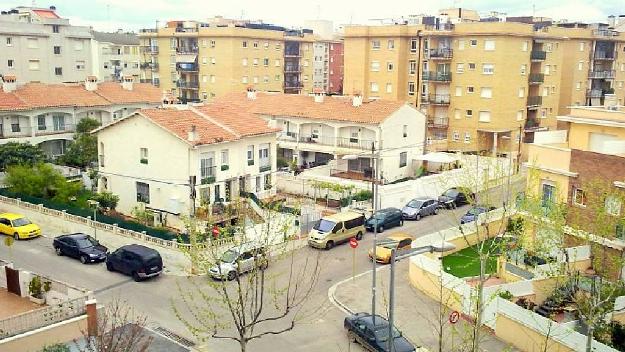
[375,326,401,342]
[378,240,399,249]
[75,237,98,248]
[467,207,485,216]
[12,217,31,227]
[406,200,423,208]
[443,189,459,197]
[372,212,386,220]
[220,249,239,263]
[313,219,336,232]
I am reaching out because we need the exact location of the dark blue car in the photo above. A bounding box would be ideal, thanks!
[460,206,497,224]
[344,313,416,352]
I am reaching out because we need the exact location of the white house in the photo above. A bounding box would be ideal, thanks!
[215,90,427,183]
[94,104,279,228]
[0,75,162,156]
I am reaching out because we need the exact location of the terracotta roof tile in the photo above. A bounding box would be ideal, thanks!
[94,82,163,105]
[13,83,110,109]
[0,91,28,110]
[214,92,405,124]
[194,105,280,137]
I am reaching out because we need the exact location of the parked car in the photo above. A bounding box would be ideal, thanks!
[344,312,416,352]
[368,233,414,264]
[460,205,497,224]
[209,242,269,280]
[0,213,42,240]
[365,208,403,233]
[308,212,365,250]
[401,197,439,220]
[438,187,474,209]
[106,244,163,282]
[53,233,108,264]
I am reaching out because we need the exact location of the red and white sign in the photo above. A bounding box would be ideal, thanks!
[449,311,460,324]
[212,226,220,238]
[349,237,358,249]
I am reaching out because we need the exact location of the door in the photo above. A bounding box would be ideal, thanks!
[65,238,80,258]
[332,222,346,242]
[239,251,254,273]
[541,183,556,207]
[5,267,20,296]
[120,250,136,274]
[239,177,246,195]
[0,217,10,234]
[426,200,436,214]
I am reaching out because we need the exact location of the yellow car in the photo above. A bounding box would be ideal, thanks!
[368,233,414,264]
[0,213,42,240]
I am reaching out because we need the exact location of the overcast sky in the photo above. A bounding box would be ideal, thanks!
[3,0,622,32]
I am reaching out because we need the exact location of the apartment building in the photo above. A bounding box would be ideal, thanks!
[525,98,625,279]
[91,31,141,82]
[311,40,344,94]
[0,75,161,157]
[94,104,278,228]
[138,19,315,102]
[214,89,426,183]
[0,6,93,84]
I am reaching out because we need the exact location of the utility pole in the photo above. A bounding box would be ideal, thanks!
[189,175,198,274]
[516,125,522,174]
[371,142,379,326]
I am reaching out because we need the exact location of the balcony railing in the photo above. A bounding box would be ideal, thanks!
[141,46,158,54]
[427,118,449,129]
[284,66,302,73]
[177,63,199,72]
[586,89,603,98]
[200,166,217,185]
[284,81,304,89]
[592,29,619,37]
[284,51,302,57]
[524,118,541,131]
[422,71,451,82]
[177,81,199,89]
[140,62,159,70]
[259,161,271,173]
[527,96,543,107]
[278,132,375,150]
[594,51,615,60]
[428,48,453,60]
[588,70,615,79]
[530,50,546,61]
[528,73,545,84]
[1,124,77,139]
[429,94,450,105]
[35,124,76,136]
[176,46,199,54]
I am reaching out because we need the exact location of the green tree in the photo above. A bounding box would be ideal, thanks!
[5,163,81,203]
[0,142,46,171]
[93,191,120,211]
[59,118,100,169]
[76,118,101,134]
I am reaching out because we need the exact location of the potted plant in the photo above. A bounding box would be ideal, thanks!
[28,276,45,304]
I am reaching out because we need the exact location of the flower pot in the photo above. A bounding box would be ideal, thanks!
[29,295,45,305]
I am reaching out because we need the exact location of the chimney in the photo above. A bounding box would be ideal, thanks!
[246,86,257,100]
[122,76,134,91]
[187,125,199,142]
[313,87,325,103]
[2,75,17,93]
[352,91,363,107]
[85,76,98,91]
[604,93,618,109]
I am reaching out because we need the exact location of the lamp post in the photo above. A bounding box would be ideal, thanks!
[342,142,378,324]
[87,200,99,241]
[386,242,455,352]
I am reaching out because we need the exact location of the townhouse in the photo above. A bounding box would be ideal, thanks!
[0,75,162,156]
[94,104,279,228]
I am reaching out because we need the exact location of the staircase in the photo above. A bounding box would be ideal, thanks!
[535,276,579,318]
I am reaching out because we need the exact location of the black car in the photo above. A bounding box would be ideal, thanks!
[438,187,475,209]
[344,313,415,352]
[106,244,163,282]
[365,208,403,233]
[53,233,108,264]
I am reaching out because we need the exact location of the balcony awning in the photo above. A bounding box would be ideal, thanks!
[414,152,459,163]
[176,54,197,63]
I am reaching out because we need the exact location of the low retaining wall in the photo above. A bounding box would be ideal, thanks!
[0,315,88,352]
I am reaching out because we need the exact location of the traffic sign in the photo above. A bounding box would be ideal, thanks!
[349,237,358,249]
[212,226,219,238]
[449,311,460,324]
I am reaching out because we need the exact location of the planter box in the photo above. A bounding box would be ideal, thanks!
[140,158,148,164]
[201,177,216,185]
[247,160,254,166]
[259,165,271,173]
[29,295,45,305]
[221,165,229,171]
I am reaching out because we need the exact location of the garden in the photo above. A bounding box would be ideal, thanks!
[441,238,501,278]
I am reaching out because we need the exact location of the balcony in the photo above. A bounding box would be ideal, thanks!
[284,51,302,58]
[427,118,449,129]
[176,81,199,89]
[284,81,304,89]
[176,63,199,72]
[284,65,302,73]
[524,118,542,132]
[530,50,546,61]
[586,89,603,98]
[527,96,542,108]
[176,46,198,54]
[0,124,76,139]
[141,46,158,55]
[592,29,619,37]
[422,71,452,82]
[428,48,453,60]
[140,62,159,70]
[429,94,450,105]
[588,70,615,79]
[259,161,271,173]
[594,51,615,60]
[35,124,76,136]
[278,132,375,151]
[528,73,544,85]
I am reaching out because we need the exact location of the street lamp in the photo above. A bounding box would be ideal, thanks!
[386,242,456,352]
[342,142,379,324]
[87,199,99,241]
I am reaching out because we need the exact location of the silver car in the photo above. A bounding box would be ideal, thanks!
[401,197,439,220]
[209,242,269,280]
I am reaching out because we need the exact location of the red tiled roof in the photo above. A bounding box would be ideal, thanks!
[0,91,27,110]
[13,83,110,109]
[94,82,162,105]
[194,105,280,138]
[214,92,406,124]
[32,9,60,19]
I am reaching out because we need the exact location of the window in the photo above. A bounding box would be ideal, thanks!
[480,87,492,98]
[200,152,215,178]
[387,62,394,71]
[372,40,380,49]
[545,43,553,52]
[221,150,229,167]
[252,41,258,49]
[544,65,550,75]
[579,42,585,51]
[275,74,280,81]
[399,152,407,167]
[619,81,624,89]
[247,145,254,165]
[408,82,415,96]
[371,61,380,71]
[466,86,474,93]
[52,24,60,33]
[516,110,524,121]
[242,41,248,48]
[28,60,40,70]
[621,63,625,72]
[263,58,269,66]
[409,60,416,74]
[202,75,208,83]
[573,188,586,207]
[263,75,269,83]
[303,59,309,67]
[53,46,61,55]
[350,131,359,143]
[370,82,379,92]
[55,67,62,75]
[605,196,622,216]
[410,38,418,52]
[242,58,248,66]
[455,86,462,97]
[253,76,259,84]
[253,58,258,66]
[386,83,392,93]
[464,132,471,143]
[456,63,464,73]
[242,76,248,84]
[478,111,491,122]
[458,40,465,50]
[466,109,473,117]
[258,144,270,161]
[387,40,394,49]
[27,38,38,48]
[402,125,407,138]
[202,57,207,65]
[542,87,549,97]
[452,131,459,141]
[211,57,216,64]
[202,92,208,100]
[578,61,583,71]
[484,40,495,51]
[6,37,12,46]
[37,116,46,130]
[520,64,527,75]
[210,40,216,48]
[264,42,269,49]
[482,64,494,74]
[576,82,582,90]
[139,147,148,164]
[75,61,85,70]
[522,41,528,51]
[470,39,477,47]
[275,59,280,67]
[7,59,14,68]
[468,63,476,70]
[136,182,150,203]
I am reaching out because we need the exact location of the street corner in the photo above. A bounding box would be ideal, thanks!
[328,268,380,316]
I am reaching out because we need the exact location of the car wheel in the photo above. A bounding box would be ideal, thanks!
[227,271,237,281]
[347,330,358,343]
[13,233,19,241]
[106,261,114,271]
[378,226,384,233]
[55,247,63,256]
[80,255,88,264]
[132,271,142,282]
[355,231,363,240]
[325,241,334,250]
[434,207,439,215]
[416,214,422,221]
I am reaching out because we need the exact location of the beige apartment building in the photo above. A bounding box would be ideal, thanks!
[138,20,315,102]
[343,15,625,157]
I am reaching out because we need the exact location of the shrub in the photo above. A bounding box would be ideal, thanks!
[40,344,70,352]
[93,192,120,211]
[498,290,513,300]
[29,276,43,298]
[277,157,289,168]
[353,190,373,201]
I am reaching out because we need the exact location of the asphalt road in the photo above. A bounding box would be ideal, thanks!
[0,177,525,352]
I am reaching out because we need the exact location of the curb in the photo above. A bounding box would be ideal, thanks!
[327,266,389,316]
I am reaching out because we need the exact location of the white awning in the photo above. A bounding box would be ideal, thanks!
[175,54,197,63]
[414,152,459,163]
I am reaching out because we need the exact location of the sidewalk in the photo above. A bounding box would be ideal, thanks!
[330,263,516,352]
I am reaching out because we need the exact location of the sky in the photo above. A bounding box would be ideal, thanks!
[2,0,623,32]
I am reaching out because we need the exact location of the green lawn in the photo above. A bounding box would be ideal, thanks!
[442,239,501,278]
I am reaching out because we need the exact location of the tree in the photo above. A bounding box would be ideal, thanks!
[173,200,321,352]
[76,118,101,134]
[5,163,81,203]
[93,191,120,211]
[75,299,153,352]
[59,118,100,169]
[0,142,46,171]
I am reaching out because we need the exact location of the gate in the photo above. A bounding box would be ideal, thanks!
[5,266,20,296]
